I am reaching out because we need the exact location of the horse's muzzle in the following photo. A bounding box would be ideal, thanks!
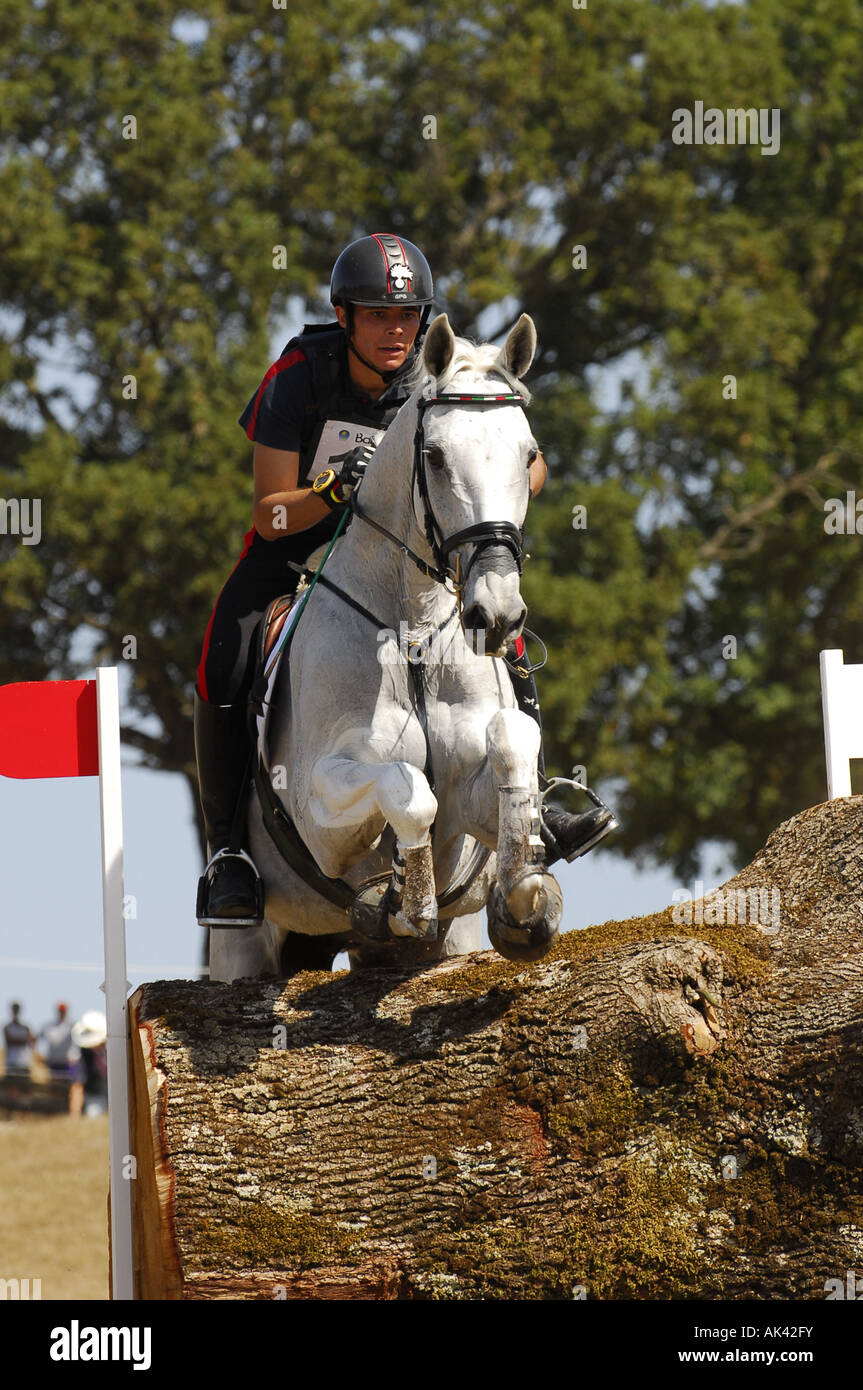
[462,597,527,657]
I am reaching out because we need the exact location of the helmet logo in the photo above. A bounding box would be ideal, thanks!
[389,261,413,293]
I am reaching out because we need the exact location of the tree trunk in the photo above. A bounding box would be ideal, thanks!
[125,798,863,1300]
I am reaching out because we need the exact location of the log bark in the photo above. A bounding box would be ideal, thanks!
[126,798,863,1300]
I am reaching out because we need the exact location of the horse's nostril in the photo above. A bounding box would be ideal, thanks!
[463,603,486,634]
[507,608,527,644]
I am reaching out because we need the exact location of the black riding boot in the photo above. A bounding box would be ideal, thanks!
[507,643,618,867]
[194,689,263,926]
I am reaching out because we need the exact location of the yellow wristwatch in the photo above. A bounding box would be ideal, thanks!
[312,468,336,494]
[311,468,346,510]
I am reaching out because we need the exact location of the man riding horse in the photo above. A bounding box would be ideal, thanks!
[194,233,616,927]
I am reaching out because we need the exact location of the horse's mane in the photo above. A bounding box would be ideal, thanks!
[425,337,533,405]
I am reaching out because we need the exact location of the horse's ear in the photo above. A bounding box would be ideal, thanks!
[423,313,455,378]
[501,313,537,379]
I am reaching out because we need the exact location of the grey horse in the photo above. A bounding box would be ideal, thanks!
[210,313,564,983]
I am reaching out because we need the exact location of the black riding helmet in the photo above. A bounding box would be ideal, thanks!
[330,233,434,384]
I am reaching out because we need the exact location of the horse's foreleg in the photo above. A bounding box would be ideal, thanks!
[374,762,438,939]
[308,756,438,941]
[482,708,562,962]
[484,708,546,911]
[209,921,282,985]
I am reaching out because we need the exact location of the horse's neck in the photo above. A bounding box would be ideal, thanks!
[333,403,450,631]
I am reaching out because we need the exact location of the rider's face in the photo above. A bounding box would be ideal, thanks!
[338,304,421,374]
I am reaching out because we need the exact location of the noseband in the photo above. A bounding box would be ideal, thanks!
[350,391,528,601]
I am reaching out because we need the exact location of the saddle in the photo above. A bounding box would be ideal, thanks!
[249,592,296,771]
[248,540,331,766]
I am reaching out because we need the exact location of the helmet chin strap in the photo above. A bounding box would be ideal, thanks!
[346,335,406,385]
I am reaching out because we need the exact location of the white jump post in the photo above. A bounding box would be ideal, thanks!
[96,667,134,1301]
[819,649,863,799]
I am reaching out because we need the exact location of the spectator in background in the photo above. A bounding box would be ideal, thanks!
[37,1002,80,1109]
[3,1002,34,1078]
[69,1010,108,1117]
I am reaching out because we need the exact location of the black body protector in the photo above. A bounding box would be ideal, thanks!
[286,322,417,529]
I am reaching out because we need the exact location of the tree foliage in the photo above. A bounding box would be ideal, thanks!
[1,0,861,871]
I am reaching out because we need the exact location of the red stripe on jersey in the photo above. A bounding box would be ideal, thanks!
[196,526,257,702]
[244,347,306,441]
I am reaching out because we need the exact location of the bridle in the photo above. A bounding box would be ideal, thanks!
[350,390,529,605]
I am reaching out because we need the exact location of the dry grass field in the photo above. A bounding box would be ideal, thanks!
[0,1111,110,1300]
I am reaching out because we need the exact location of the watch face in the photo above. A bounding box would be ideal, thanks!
[313,468,336,494]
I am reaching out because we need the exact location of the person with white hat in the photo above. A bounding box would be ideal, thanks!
[69,1011,108,1118]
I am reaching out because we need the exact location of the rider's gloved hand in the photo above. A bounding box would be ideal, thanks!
[333,443,376,499]
[312,444,376,511]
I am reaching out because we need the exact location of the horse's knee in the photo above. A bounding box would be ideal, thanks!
[486,708,540,787]
[375,762,437,847]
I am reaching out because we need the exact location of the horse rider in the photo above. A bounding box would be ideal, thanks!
[194,232,616,926]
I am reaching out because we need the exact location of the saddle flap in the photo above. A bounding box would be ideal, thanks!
[262,595,294,664]
[250,592,304,773]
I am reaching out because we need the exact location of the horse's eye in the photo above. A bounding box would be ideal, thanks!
[425,446,445,471]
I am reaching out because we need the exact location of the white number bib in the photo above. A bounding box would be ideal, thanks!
[310,420,385,474]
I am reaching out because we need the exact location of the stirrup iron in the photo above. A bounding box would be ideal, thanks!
[196,847,264,928]
[539,776,619,861]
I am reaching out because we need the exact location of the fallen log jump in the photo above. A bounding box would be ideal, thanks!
[124,799,863,1300]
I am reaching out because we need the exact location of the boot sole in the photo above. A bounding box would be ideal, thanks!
[198,912,264,928]
[562,816,619,862]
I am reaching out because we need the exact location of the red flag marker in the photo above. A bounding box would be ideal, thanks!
[0,670,133,1299]
[0,679,99,778]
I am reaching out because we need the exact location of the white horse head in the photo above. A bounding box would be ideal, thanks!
[411,312,539,655]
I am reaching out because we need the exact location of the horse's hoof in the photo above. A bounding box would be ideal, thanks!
[504,869,547,922]
[387,908,439,942]
[350,881,438,946]
[487,874,562,963]
[350,880,397,945]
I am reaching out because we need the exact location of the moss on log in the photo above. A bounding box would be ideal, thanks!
[127,798,863,1299]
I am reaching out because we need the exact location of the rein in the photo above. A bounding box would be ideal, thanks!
[350,390,529,605]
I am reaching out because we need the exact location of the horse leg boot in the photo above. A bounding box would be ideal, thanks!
[506,640,618,864]
[334,760,438,945]
[194,689,263,926]
[485,707,562,962]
